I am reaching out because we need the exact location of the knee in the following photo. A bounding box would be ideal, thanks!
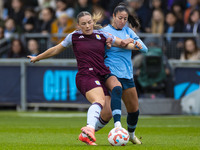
[112,86,122,95]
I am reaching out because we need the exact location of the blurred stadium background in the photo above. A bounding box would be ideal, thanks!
[0,1,200,115]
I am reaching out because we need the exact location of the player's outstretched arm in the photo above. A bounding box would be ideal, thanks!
[113,37,147,51]
[27,44,66,63]
[113,37,137,50]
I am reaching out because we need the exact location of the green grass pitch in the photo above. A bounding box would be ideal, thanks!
[0,111,200,150]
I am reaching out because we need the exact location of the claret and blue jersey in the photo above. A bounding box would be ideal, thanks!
[61,29,116,76]
[102,24,148,79]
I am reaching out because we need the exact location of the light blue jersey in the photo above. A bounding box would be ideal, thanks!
[102,24,148,79]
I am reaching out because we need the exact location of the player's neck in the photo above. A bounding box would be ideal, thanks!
[111,24,122,31]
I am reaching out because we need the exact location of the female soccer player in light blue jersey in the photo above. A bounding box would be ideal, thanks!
[102,3,148,144]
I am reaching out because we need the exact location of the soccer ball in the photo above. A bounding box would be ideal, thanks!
[108,127,129,146]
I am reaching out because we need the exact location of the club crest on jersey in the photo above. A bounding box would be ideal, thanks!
[96,34,101,40]
[95,80,101,85]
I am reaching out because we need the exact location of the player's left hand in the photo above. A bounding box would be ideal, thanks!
[106,38,113,49]
[135,41,143,50]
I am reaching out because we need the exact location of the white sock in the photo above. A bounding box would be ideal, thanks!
[129,131,135,139]
[87,103,102,129]
[114,121,122,128]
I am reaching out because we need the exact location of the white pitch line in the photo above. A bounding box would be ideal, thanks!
[18,113,87,118]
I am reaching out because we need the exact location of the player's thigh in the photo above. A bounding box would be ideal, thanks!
[85,87,106,106]
[100,96,112,121]
[122,87,139,112]
[105,76,122,91]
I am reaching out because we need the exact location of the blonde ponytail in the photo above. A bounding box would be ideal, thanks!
[92,13,102,29]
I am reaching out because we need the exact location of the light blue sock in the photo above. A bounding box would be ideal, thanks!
[87,102,103,129]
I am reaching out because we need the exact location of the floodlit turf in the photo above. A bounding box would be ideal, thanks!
[0,111,200,150]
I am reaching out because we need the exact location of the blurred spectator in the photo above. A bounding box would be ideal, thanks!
[171,2,185,24]
[22,8,37,33]
[37,7,55,33]
[4,18,21,39]
[51,13,76,44]
[146,8,165,34]
[7,39,27,58]
[164,12,184,59]
[0,18,4,28]
[184,8,200,35]
[126,0,152,32]
[1,0,10,20]
[23,17,36,33]
[55,0,75,18]
[22,7,36,26]
[0,26,4,40]
[184,0,199,24]
[180,38,200,60]
[165,12,183,36]
[166,0,187,10]
[74,0,93,17]
[37,0,56,10]
[0,1,3,19]
[149,0,167,14]
[27,39,40,56]
[0,26,9,58]
[8,0,24,28]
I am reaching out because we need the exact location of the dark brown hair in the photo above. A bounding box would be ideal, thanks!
[113,2,140,28]
[184,38,198,59]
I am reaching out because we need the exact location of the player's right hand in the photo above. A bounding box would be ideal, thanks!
[27,55,39,63]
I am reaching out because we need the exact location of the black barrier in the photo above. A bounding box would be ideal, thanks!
[27,66,88,104]
[0,66,21,104]
[174,67,200,100]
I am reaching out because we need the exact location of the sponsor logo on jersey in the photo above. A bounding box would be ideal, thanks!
[79,35,84,38]
[96,34,101,40]
[95,80,101,85]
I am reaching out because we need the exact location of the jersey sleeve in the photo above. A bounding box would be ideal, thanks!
[127,27,148,53]
[61,33,73,48]
[101,31,116,44]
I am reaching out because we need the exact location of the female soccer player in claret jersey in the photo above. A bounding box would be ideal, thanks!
[102,3,148,144]
[28,11,143,145]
